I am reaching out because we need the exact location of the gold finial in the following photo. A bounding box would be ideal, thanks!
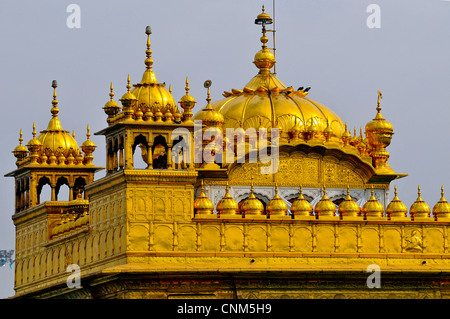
[32,122,37,138]
[418,185,421,197]
[371,185,374,196]
[144,26,153,69]
[19,129,23,145]
[51,80,59,117]
[347,185,350,196]
[442,185,445,198]
[72,130,75,138]
[204,80,212,106]
[185,76,190,95]
[394,185,398,196]
[86,124,91,140]
[377,90,383,113]
[109,82,115,101]
[169,84,172,94]
[299,186,303,195]
[127,74,131,92]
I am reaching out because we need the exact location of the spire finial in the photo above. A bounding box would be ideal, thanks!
[185,76,190,95]
[86,124,91,140]
[418,185,421,197]
[347,185,350,196]
[32,122,36,138]
[109,82,115,101]
[144,26,153,69]
[19,129,23,145]
[394,185,398,196]
[51,80,59,117]
[204,80,212,106]
[126,74,131,92]
[442,185,445,198]
[377,90,383,113]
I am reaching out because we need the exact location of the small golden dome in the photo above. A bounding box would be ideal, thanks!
[120,74,137,102]
[81,125,96,151]
[37,82,81,159]
[365,105,394,132]
[266,185,288,216]
[241,185,265,216]
[290,187,313,216]
[338,187,361,217]
[386,185,408,218]
[193,87,224,126]
[432,186,450,219]
[13,129,28,161]
[216,183,239,216]
[314,187,336,217]
[103,82,120,116]
[362,187,384,218]
[193,180,214,215]
[410,185,431,218]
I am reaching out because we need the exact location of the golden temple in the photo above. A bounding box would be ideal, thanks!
[6,7,450,299]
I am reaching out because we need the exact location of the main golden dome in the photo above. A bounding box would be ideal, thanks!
[209,8,345,139]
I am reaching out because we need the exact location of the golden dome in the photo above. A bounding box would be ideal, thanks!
[314,188,336,217]
[432,186,450,219]
[103,82,121,117]
[266,185,288,216]
[210,14,345,141]
[120,74,137,102]
[193,87,224,126]
[216,183,239,215]
[386,185,408,218]
[410,185,431,218]
[13,129,28,162]
[290,187,313,216]
[130,27,178,115]
[240,185,265,216]
[362,188,384,218]
[338,187,361,217]
[193,180,214,215]
[37,82,81,159]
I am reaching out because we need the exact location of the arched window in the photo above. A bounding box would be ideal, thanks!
[152,135,168,169]
[55,177,70,201]
[74,177,86,199]
[132,134,150,169]
[37,177,52,204]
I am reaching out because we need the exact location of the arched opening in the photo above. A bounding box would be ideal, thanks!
[152,135,168,169]
[74,177,86,199]
[172,136,188,169]
[37,177,52,204]
[55,177,70,201]
[132,134,150,169]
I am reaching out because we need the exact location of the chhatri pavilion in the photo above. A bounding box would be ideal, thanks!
[6,7,450,299]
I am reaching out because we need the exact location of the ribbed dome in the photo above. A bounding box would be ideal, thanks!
[386,185,408,218]
[338,188,361,217]
[37,118,80,158]
[130,29,178,115]
[37,85,81,159]
[410,186,431,218]
[193,180,214,215]
[314,188,336,216]
[290,187,313,216]
[266,186,288,216]
[432,186,450,219]
[216,184,239,215]
[362,188,384,218]
[240,185,265,216]
[212,75,345,137]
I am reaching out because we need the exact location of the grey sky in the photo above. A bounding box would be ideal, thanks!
[1,0,449,298]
